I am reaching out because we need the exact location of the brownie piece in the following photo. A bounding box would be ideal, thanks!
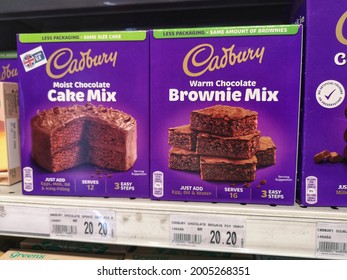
[200,156,257,182]
[328,152,343,163]
[190,105,258,137]
[31,103,137,172]
[313,150,330,163]
[255,136,276,167]
[168,124,198,151]
[169,147,200,172]
[196,130,260,159]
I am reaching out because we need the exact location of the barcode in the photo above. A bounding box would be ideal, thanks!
[52,224,77,235]
[318,241,347,253]
[173,233,202,244]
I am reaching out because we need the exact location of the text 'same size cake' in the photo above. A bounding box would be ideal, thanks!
[31,103,136,173]
[150,25,302,205]
[291,0,347,206]
[17,31,149,198]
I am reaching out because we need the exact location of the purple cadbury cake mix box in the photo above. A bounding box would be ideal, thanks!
[0,51,18,82]
[292,1,347,206]
[150,25,302,205]
[17,31,149,197]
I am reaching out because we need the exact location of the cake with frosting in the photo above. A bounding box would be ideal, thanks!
[31,103,137,172]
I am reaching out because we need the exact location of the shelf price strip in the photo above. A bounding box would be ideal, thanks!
[0,205,50,237]
[49,208,116,241]
[170,214,246,250]
[316,222,347,259]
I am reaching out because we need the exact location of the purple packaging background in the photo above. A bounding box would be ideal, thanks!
[150,29,302,205]
[17,35,149,197]
[0,59,18,82]
[295,1,347,206]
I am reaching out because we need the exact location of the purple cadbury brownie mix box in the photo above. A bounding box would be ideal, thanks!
[150,25,302,205]
[17,31,149,197]
[292,1,347,206]
[0,52,18,82]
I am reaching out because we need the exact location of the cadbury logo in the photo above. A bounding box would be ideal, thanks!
[334,11,347,66]
[336,11,347,45]
[46,48,118,79]
[0,64,18,81]
[182,43,265,77]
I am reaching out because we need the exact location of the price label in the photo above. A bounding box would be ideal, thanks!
[0,205,50,236]
[49,208,116,241]
[316,222,347,259]
[170,214,246,250]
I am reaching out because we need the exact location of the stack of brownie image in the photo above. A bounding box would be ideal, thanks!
[168,105,276,182]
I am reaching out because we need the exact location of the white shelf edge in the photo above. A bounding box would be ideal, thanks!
[0,183,346,259]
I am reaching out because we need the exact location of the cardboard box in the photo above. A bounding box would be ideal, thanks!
[150,25,302,205]
[17,31,149,198]
[0,51,18,82]
[291,1,347,206]
[0,82,21,185]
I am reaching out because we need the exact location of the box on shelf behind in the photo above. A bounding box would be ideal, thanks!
[150,25,303,205]
[0,82,21,186]
[291,0,347,206]
[17,31,149,198]
[0,51,18,83]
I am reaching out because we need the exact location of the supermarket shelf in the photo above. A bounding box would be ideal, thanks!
[0,0,291,51]
[0,183,346,259]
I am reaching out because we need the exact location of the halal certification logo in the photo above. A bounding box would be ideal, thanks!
[316,80,345,109]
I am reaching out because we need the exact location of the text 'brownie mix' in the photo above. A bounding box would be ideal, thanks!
[292,1,347,206]
[17,31,149,197]
[150,25,302,205]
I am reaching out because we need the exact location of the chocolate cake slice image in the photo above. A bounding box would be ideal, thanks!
[31,103,137,172]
